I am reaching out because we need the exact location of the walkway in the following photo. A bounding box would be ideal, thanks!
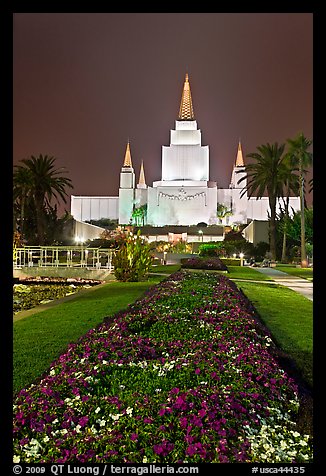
[252,267,313,301]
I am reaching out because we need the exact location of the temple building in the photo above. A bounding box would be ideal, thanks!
[71,74,300,238]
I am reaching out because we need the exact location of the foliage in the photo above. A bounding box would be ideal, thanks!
[181,256,228,271]
[151,240,192,254]
[252,242,270,262]
[286,133,313,267]
[13,272,312,463]
[276,208,313,262]
[132,204,147,226]
[216,203,232,223]
[13,155,73,245]
[86,227,133,249]
[220,258,240,267]
[198,243,219,257]
[13,282,97,314]
[112,230,153,282]
[239,142,288,260]
[286,208,313,245]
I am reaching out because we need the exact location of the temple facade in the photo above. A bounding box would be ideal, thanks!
[71,74,300,229]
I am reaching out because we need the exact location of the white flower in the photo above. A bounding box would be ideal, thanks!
[109,413,121,421]
[96,419,106,427]
[13,455,20,463]
[95,407,101,414]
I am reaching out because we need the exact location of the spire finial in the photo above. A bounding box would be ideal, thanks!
[123,140,133,167]
[235,140,245,167]
[178,73,195,120]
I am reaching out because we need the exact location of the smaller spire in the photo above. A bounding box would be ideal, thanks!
[138,160,146,186]
[235,140,245,167]
[123,141,133,167]
[137,160,147,189]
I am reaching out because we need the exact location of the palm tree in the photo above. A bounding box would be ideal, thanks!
[279,154,300,262]
[286,133,313,267]
[14,155,73,244]
[216,203,233,225]
[13,165,33,239]
[238,142,287,260]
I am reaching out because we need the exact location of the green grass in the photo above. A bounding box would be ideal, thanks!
[149,264,181,274]
[225,265,271,280]
[13,279,163,394]
[236,281,313,388]
[275,264,313,280]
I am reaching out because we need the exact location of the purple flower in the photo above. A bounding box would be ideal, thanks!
[143,417,153,424]
[153,440,174,457]
[78,416,89,427]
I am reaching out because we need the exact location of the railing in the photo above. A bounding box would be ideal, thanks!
[13,246,114,271]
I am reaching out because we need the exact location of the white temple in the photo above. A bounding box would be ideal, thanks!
[71,74,300,231]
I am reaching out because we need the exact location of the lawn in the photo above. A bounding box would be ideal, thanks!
[13,278,163,394]
[149,264,181,274]
[236,281,313,389]
[275,264,313,281]
[225,265,271,280]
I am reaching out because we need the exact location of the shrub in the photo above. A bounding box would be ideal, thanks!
[181,256,228,271]
[221,258,240,267]
[198,243,219,257]
[112,230,153,282]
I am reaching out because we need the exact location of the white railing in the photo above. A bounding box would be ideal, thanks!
[13,246,114,271]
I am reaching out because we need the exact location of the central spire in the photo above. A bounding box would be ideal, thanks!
[123,141,133,167]
[178,73,195,120]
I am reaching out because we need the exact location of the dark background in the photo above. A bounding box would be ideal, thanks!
[13,13,313,213]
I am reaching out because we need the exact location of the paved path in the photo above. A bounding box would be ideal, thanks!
[252,267,313,301]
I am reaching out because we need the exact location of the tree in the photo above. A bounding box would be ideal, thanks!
[286,133,313,267]
[13,165,33,239]
[14,155,73,244]
[279,154,300,262]
[132,204,147,226]
[238,142,287,260]
[216,204,233,224]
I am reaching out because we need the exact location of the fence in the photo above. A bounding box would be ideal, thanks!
[13,246,114,272]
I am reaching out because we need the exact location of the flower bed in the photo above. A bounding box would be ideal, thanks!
[13,271,312,463]
[13,279,103,314]
[181,256,228,271]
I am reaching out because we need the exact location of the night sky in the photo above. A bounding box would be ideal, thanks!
[13,13,313,214]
